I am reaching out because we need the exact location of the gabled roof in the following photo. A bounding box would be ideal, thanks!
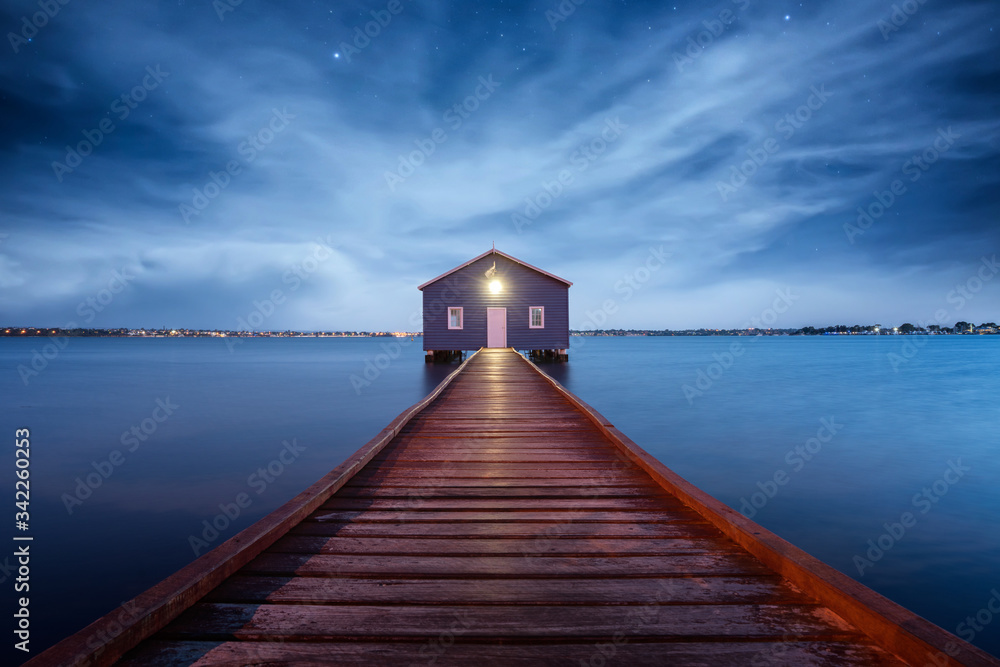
[417,248,573,291]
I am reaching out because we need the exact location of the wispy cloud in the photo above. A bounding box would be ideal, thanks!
[1,0,998,328]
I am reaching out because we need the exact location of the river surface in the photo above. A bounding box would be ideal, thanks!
[2,335,997,661]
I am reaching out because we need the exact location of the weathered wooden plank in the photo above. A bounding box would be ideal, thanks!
[204,574,800,605]
[117,639,903,667]
[240,552,774,577]
[380,437,616,446]
[417,409,583,418]
[356,460,630,470]
[342,479,660,490]
[349,468,647,480]
[401,423,597,434]
[385,439,618,448]
[311,509,698,523]
[399,429,600,437]
[404,417,594,425]
[288,521,723,539]
[266,535,737,556]
[373,452,625,463]
[155,602,856,641]
[319,497,680,511]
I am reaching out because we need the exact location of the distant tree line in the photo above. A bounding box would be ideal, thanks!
[794,322,997,335]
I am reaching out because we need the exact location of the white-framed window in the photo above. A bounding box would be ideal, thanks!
[529,306,544,329]
[448,307,463,330]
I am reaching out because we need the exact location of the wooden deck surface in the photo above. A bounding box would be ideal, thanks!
[115,348,898,665]
[30,348,1000,666]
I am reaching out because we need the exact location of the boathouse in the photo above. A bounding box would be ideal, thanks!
[418,248,571,361]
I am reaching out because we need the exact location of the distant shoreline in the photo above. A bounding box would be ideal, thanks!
[2,327,996,338]
[0,328,417,338]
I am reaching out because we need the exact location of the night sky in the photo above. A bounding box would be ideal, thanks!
[2,0,998,330]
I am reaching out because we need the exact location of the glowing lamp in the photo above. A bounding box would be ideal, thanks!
[489,280,502,294]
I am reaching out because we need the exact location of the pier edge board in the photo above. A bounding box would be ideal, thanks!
[22,351,480,667]
[520,351,1000,667]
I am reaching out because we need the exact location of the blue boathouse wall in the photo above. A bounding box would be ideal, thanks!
[419,251,570,351]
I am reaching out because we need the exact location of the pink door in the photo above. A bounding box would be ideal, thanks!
[487,308,506,348]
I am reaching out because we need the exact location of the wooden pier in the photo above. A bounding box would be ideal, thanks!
[30,349,1000,666]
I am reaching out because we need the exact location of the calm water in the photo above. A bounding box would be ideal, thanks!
[2,336,453,664]
[2,335,998,662]
[545,335,1000,659]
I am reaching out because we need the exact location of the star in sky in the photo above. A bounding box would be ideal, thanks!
[1,0,998,330]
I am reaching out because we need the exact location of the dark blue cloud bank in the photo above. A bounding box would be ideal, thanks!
[0,0,997,330]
